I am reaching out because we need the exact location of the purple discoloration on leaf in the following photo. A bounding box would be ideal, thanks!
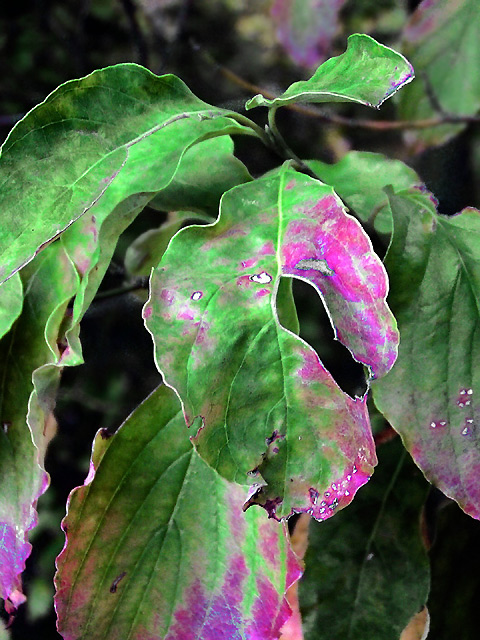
[271,0,347,67]
[282,191,398,378]
[145,167,388,519]
[373,191,480,520]
[0,523,31,601]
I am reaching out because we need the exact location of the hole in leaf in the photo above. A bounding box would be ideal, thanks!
[289,277,367,397]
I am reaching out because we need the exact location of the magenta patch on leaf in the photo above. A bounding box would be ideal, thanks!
[281,191,398,378]
[0,522,31,601]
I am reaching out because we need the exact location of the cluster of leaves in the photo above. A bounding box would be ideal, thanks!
[1,0,480,638]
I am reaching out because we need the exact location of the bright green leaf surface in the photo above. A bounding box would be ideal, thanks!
[373,188,480,519]
[246,34,413,110]
[308,152,420,234]
[299,438,430,640]
[0,242,80,601]
[0,63,251,284]
[145,166,399,520]
[398,0,480,148]
[54,385,301,640]
[0,274,22,341]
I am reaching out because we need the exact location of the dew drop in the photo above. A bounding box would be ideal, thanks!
[467,388,473,395]
[320,501,326,507]
[439,421,447,426]
[298,436,302,441]
[345,490,350,496]
[462,427,470,436]
[366,552,374,561]
[250,271,272,284]
[324,491,330,498]
[352,465,357,474]
[191,291,203,301]
[346,474,352,481]
[319,507,326,514]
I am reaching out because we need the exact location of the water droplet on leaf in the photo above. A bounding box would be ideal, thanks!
[191,291,203,301]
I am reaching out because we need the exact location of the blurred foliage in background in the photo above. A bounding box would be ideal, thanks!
[1,0,480,637]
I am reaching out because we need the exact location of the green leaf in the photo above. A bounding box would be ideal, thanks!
[0,274,23,341]
[0,63,252,284]
[54,385,301,639]
[0,241,80,602]
[299,439,430,640]
[398,0,480,149]
[372,188,480,519]
[144,166,399,520]
[148,136,252,215]
[308,152,420,234]
[271,0,347,68]
[246,34,413,110]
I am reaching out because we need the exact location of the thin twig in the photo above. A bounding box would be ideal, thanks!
[211,56,480,131]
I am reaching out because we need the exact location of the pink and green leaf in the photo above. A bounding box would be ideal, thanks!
[54,384,301,640]
[373,188,480,519]
[308,151,420,234]
[246,34,414,110]
[0,242,80,604]
[270,0,347,68]
[144,166,398,520]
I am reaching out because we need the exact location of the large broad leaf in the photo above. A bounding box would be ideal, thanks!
[308,152,420,234]
[372,188,480,519]
[0,242,80,604]
[54,385,301,640]
[0,274,22,341]
[299,438,430,640]
[0,63,252,284]
[246,34,414,110]
[144,166,398,520]
[398,0,480,149]
[271,0,347,68]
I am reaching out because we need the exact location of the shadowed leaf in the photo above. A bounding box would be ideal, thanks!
[373,188,480,519]
[0,242,79,603]
[246,34,413,110]
[398,0,480,149]
[144,166,398,520]
[54,385,301,640]
[299,439,430,640]
[271,0,347,68]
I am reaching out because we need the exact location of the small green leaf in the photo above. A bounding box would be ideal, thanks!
[246,34,413,110]
[0,274,22,341]
[300,439,430,640]
[373,188,480,519]
[54,385,301,639]
[144,166,399,520]
[398,0,480,148]
[308,152,420,234]
[0,64,251,284]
